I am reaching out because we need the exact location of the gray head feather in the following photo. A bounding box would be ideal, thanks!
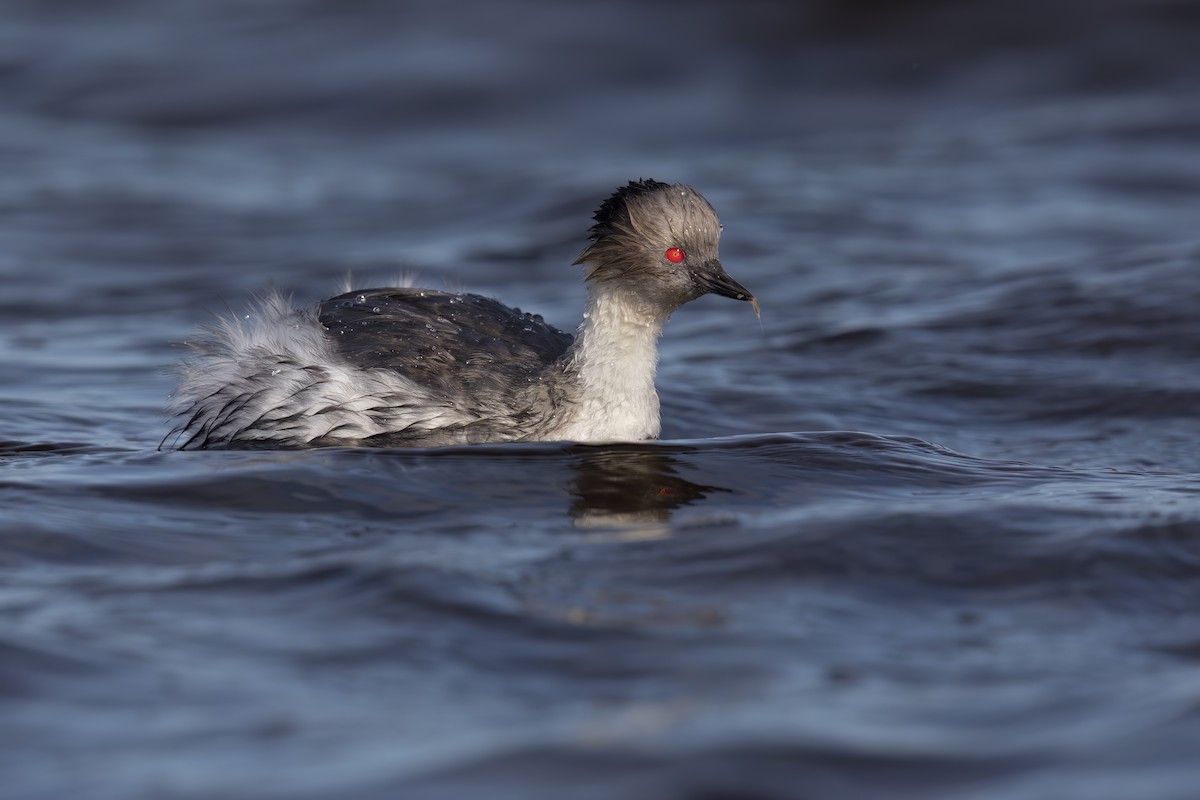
[576,180,721,281]
[574,179,751,316]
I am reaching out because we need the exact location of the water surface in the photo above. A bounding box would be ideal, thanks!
[2,2,1199,798]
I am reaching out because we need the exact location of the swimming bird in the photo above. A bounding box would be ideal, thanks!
[166,179,755,449]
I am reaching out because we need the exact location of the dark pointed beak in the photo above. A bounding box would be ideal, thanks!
[697,260,755,303]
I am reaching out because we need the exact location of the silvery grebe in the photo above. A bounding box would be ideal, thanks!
[166,179,755,449]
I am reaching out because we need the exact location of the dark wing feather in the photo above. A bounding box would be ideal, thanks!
[318,288,574,400]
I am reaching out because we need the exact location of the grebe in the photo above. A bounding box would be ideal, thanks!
[166,179,756,449]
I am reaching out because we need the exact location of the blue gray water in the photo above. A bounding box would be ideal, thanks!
[2,1,1200,798]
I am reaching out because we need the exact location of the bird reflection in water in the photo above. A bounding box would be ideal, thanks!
[566,445,728,533]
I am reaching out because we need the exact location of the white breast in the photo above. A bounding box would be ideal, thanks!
[545,290,665,442]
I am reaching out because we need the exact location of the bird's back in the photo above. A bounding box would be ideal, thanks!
[166,287,576,449]
[318,288,574,402]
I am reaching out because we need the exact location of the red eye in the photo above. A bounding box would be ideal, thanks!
[664,247,685,263]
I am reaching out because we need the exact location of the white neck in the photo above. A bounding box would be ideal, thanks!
[553,286,667,442]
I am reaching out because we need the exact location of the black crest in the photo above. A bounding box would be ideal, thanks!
[586,179,670,242]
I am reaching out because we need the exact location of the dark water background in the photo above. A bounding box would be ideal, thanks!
[3,1,1200,798]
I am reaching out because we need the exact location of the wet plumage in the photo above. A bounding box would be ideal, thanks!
[166,179,755,449]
